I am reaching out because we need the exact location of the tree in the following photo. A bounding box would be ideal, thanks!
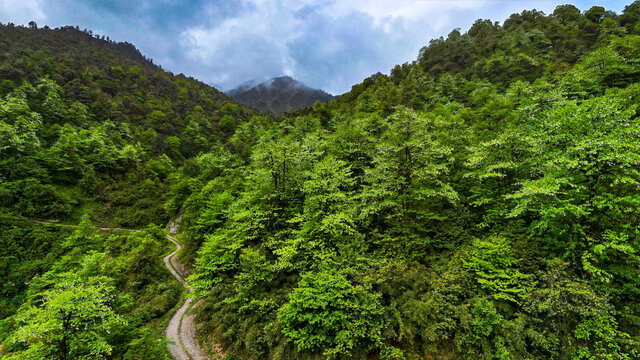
[464,236,532,304]
[5,274,124,360]
[62,214,102,250]
[0,88,43,155]
[524,259,634,359]
[585,6,606,23]
[553,4,582,24]
[275,156,359,270]
[278,271,384,359]
[505,90,640,264]
[361,107,458,253]
[565,43,639,94]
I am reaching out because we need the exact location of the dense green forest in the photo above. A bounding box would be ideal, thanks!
[0,23,258,359]
[176,2,640,359]
[3,2,640,360]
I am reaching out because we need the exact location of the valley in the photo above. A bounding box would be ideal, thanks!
[2,2,640,359]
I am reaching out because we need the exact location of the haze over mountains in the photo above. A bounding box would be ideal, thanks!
[226,76,335,114]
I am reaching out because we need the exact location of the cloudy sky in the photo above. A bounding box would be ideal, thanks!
[0,0,631,94]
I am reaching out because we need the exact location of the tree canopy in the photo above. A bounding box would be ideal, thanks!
[4,2,640,359]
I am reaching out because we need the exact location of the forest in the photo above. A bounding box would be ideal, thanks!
[2,2,640,359]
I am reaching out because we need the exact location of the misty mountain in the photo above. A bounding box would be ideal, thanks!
[226,76,335,115]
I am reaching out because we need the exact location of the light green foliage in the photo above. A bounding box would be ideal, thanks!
[279,156,359,269]
[506,90,640,263]
[0,23,256,226]
[190,233,239,291]
[456,297,508,359]
[465,237,532,304]
[365,107,456,203]
[563,37,640,95]
[278,271,384,359]
[6,274,123,360]
[361,107,458,254]
[1,224,180,359]
[184,21,640,360]
[62,214,102,249]
[0,19,254,360]
[0,87,42,154]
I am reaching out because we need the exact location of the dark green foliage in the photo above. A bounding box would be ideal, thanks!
[0,221,67,319]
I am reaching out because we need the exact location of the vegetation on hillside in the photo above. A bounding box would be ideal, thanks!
[1,219,181,359]
[171,3,640,359]
[3,2,640,359]
[0,22,257,227]
[0,22,258,359]
[227,76,335,115]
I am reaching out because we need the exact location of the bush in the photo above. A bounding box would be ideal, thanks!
[278,271,384,358]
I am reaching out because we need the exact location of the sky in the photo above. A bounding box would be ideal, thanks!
[0,0,632,94]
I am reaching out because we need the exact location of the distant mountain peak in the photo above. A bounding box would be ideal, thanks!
[230,79,262,92]
[226,76,334,115]
[271,75,296,84]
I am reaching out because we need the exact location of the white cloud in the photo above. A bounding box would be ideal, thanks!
[6,0,593,94]
[181,0,306,77]
[177,0,505,93]
[0,0,46,24]
[326,0,487,23]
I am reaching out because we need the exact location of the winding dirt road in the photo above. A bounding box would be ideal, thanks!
[164,235,210,360]
[0,216,209,359]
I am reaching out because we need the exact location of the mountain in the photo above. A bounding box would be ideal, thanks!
[226,78,262,94]
[0,22,257,226]
[4,2,640,360]
[226,76,335,114]
[0,22,257,360]
[177,3,640,360]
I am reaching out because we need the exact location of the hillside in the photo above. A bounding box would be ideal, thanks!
[227,76,335,115]
[171,3,640,360]
[0,22,259,360]
[2,2,640,360]
[0,22,258,226]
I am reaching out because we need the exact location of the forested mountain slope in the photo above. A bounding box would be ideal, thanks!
[227,76,335,115]
[2,2,640,360]
[0,23,258,227]
[167,3,640,359]
[0,23,260,359]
